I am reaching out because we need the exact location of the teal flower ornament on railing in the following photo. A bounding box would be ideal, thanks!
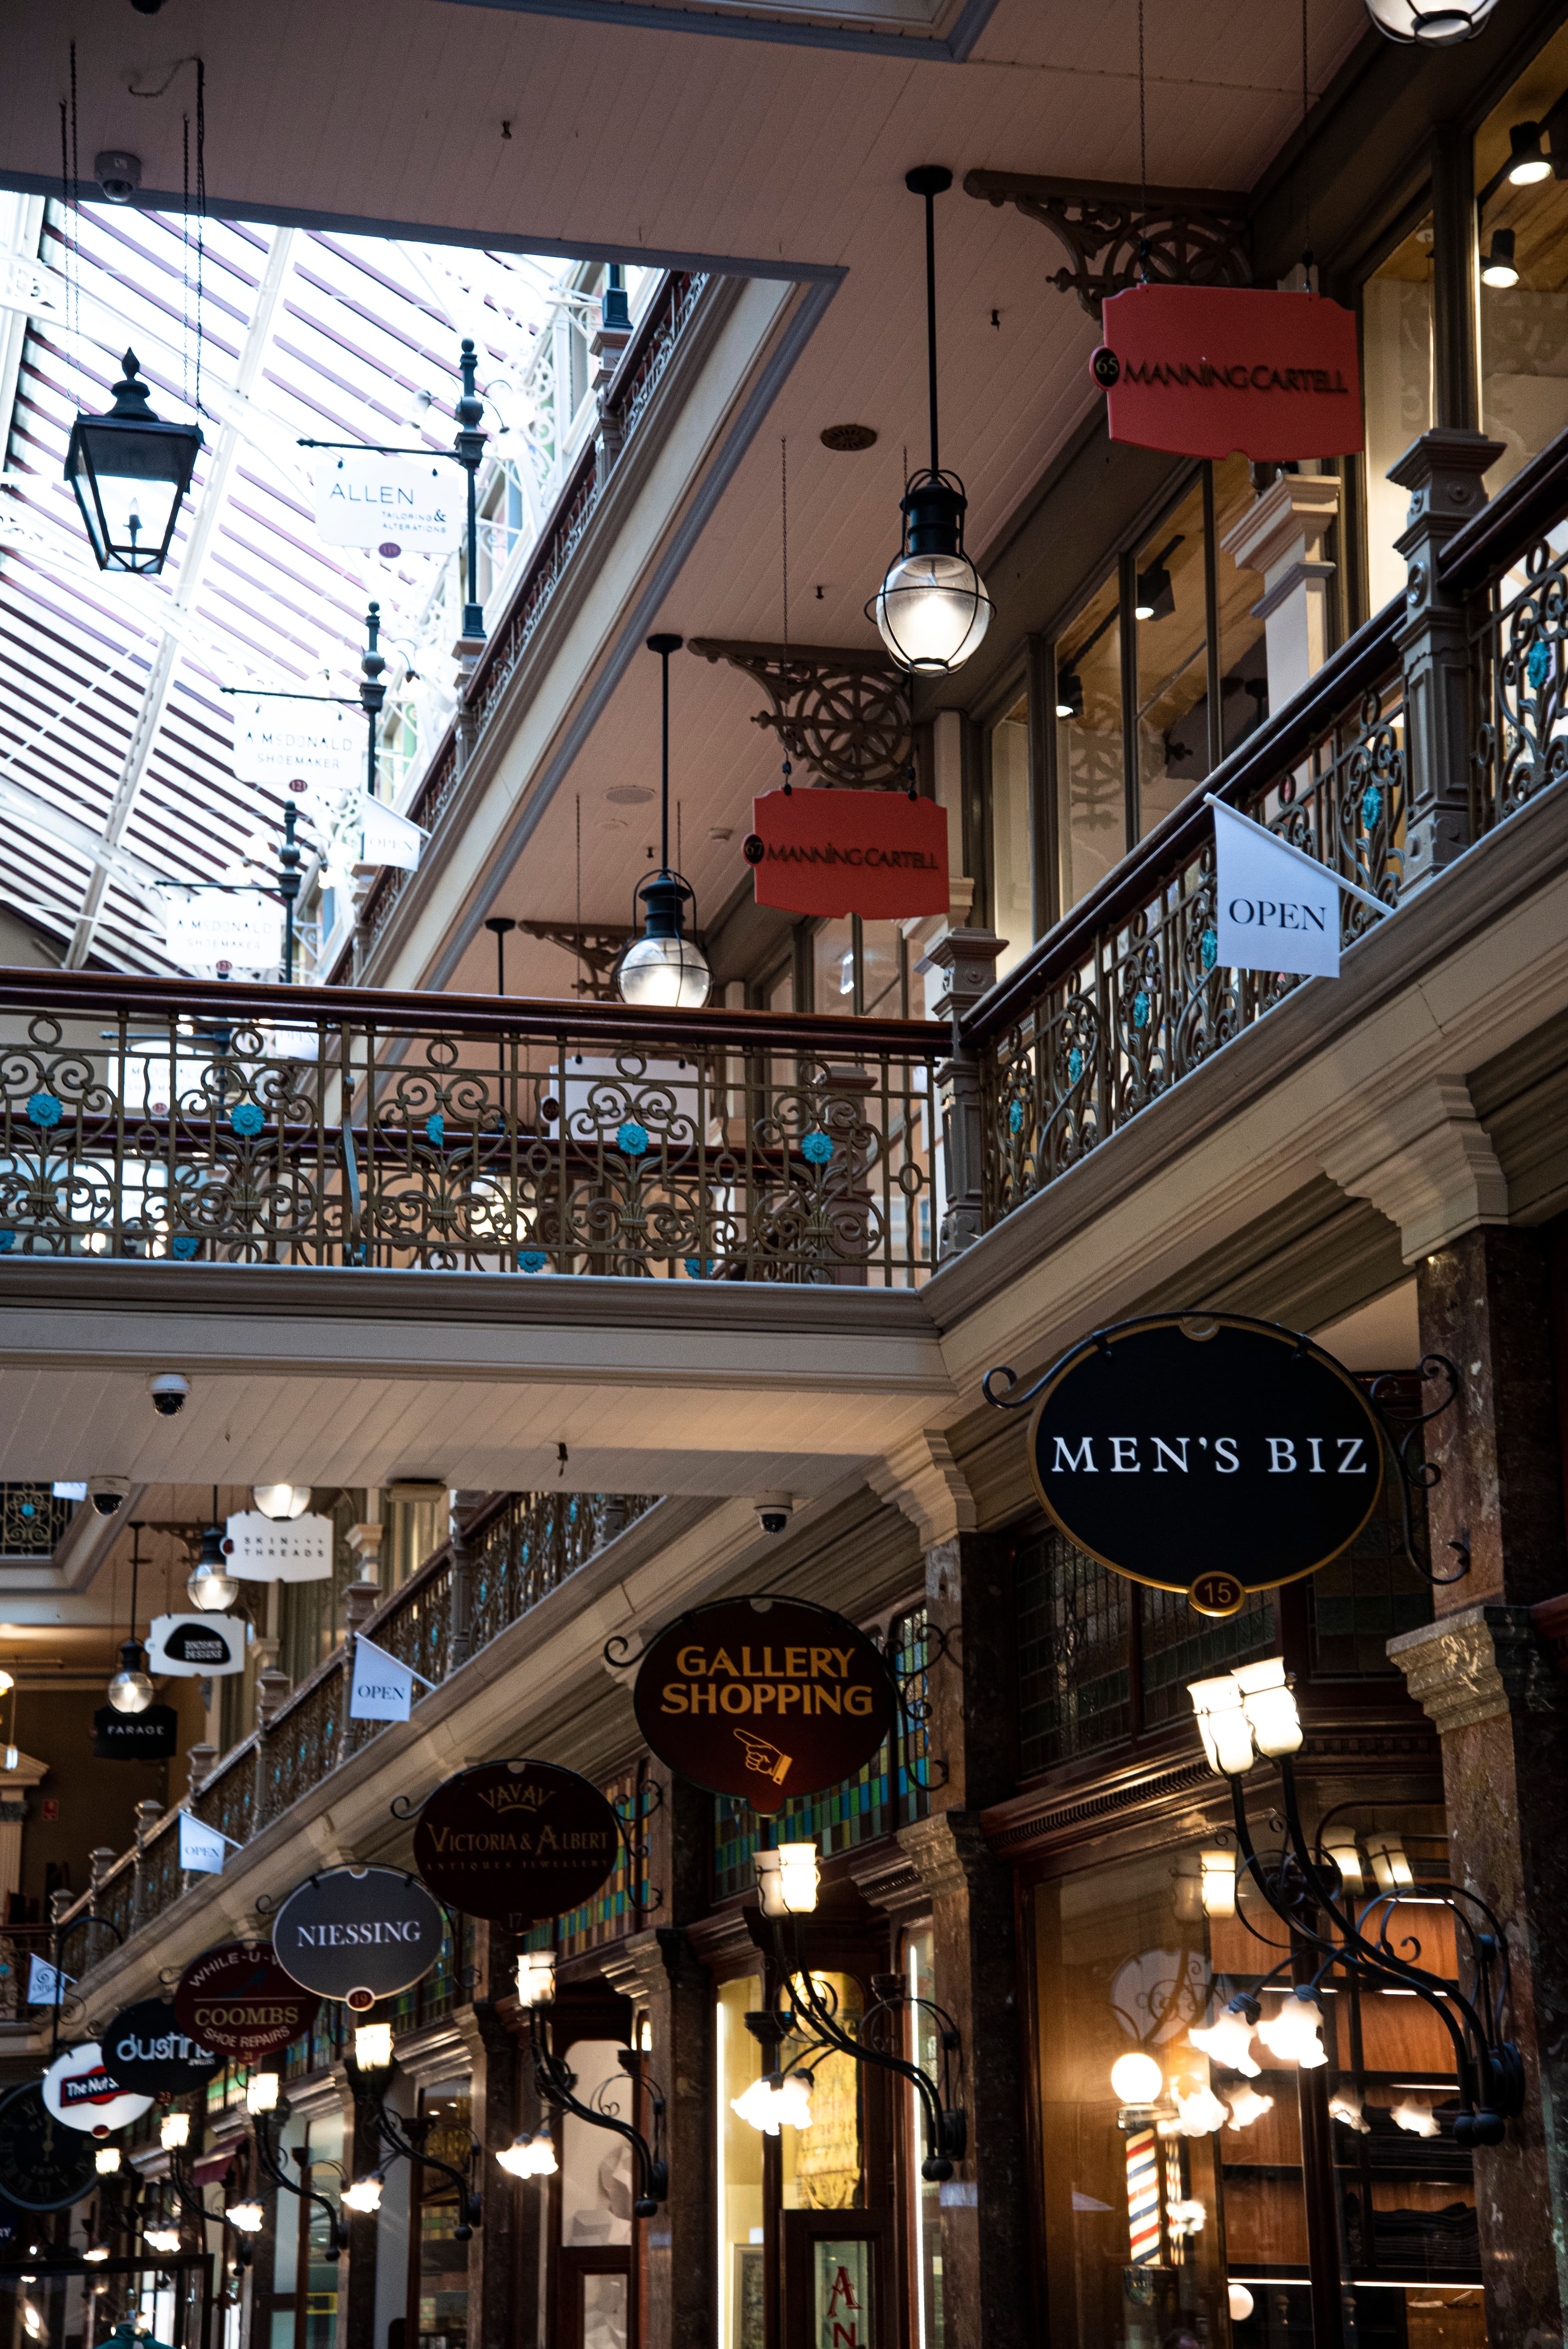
[617,1119,649,1157]
[801,1129,834,1166]
[519,1249,547,1273]
[230,1102,264,1139]
[425,1112,445,1147]
[26,1091,62,1129]
[170,1237,199,1260]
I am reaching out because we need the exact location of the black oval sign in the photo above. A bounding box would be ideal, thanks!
[92,1704,178,1760]
[100,1998,221,2095]
[412,1761,620,1928]
[273,1867,446,2007]
[173,1941,321,2062]
[632,1596,895,1814]
[1027,1313,1384,1602]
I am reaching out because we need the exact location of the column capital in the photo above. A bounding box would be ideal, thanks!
[1220,468,1340,579]
[1323,1076,1507,1262]
[896,1810,992,1901]
[868,1431,976,1549]
[1387,1602,1563,1734]
[914,927,1007,1027]
[1389,427,1507,567]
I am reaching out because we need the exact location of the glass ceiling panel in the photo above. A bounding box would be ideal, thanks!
[0,189,581,976]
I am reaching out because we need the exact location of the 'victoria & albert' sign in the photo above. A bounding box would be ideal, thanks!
[412,1761,620,1928]
[632,1597,895,1814]
[744,789,949,921]
[1090,285,1364,462]
[100,1998,221,2095]
[1011,1312,1384,1616]
[272,1867,446,2008]
[173,1941,320,2062]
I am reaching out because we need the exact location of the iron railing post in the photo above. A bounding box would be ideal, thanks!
[1390,427,1506,891]
[915,930,1006,1256]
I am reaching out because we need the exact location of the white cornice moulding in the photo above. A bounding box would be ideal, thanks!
[1322,1077,1509,1264]
[868,1429,976,1550]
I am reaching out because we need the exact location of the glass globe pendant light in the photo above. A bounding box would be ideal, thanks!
[615,634,712,1010]
[64,352,203,577]
[1361,0,1498,39]
[188,1490,239,1611]
[107,1521,156,1713]
[868,167,993,675]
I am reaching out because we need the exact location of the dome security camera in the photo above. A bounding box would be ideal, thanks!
[755,1492,794,1536]
[147,1372,190,1418]
[89,1475,130,1518]
[94,152,143,204]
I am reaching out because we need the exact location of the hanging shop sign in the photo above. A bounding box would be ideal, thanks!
[224,1510,334,1582]
[313,453,464,554]
[41,2041,152,2135]
[361,795,423,872]
[172,1941,321,2063]
[272,1867,446,2009]
[231,698,365,792]
[161,890,285,973]
[99,1999,221,2097]
[146,1613,247,1676]
[632,1596,895,1814]
[412,1761,620,1928]
[744,789,949,921]
[92,1701,178,1759]
[1089,286,1364,462]
[1020,1312,1384,1617]
[0,2085,99,2209]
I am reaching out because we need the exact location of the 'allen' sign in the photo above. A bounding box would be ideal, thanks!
[633,1597,895,1814]
[1091,285,1364,462]
[745,789,948,920]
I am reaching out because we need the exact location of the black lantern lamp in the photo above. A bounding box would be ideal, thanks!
[1361,0,1498,40]
[868,168,992,675]
[65,352,202,577]
[602,264,632,333]
[188,1489,238,1612]
[616,634,712,1010]
[1054,670,1084,721]
[107,1520,155,1714]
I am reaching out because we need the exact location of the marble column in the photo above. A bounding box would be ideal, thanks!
[457,1979,522,2349]
[894,1523,1032,2349]
[1388,1227,1568,2345]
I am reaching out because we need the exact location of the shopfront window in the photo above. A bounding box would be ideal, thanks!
[905,1929,942,2349]
[1056,574,1124,914]
[1031,1814,1487,2347]
[717,1975,766,2349]
[782,1974,863,2211]
[1135,478,1211,838]
[411,2082,470,2349]
[1475,25,1568,500]
[1213,454,1269,761]
[1362,218,1436,616]
[989,691,1033,976]
[812,918,909,1017]
[301,2115,343,2349]
[559,2040,634,2349]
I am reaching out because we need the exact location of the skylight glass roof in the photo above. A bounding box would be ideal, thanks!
[0,189,575,976]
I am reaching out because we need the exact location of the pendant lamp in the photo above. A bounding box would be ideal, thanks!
[65,352,202,577]
[107,1521,156,1713]
[188,1490,239,1611]
[615,635,712,1010]
[868,168,992,675]
[1361,0,1498,39]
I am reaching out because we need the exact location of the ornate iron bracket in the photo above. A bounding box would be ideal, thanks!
[687,638,913,789]
[1366,1356,1469,1586]
[527,2015,668,2216]
[252,2102,347,2257]
[165,2139,255,2267]
[962,170,1251,317]
[345,2056,483,2236]
[614,1776,664,1918]
[516,922,635,1003]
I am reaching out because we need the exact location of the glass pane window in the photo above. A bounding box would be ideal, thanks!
[813,915,856,1016]
[1015,1528,1131,1776]
[1056,574,1125,914]
[989,693,1032,979]
[1475,23,1568,499]
[1135,477,1212,836]
[1214,453,1270,760]
[413,2083,470,2349]
[782,1973,863,2211]
[717,1976,766,2349]
[1362,218,1436,615]
[905,1929,942,2349]
[560,2041,635,2245]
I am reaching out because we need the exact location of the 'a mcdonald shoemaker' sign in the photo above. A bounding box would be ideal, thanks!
[1090,285,1364,462]
[633,1597,895,1813]
[745,788,948,920]
[987,1311,1386,1618]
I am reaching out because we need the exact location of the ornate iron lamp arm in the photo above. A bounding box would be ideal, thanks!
[165,2146,254,2267]
[781,1941,964,2178]
[374,2102,483,2234]
[252,2108,346,2256]
[528,2014,667,2216]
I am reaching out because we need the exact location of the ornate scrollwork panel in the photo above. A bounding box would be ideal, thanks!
[688,637,912,788]
[964,170,1251,316]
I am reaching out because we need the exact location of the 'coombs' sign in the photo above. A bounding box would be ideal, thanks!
[632,1597,895,1814]
[272,1867,446,2008]
[1018,1312,1385,1616]
[173,1942,321,2063]
[412,1761,620,1928]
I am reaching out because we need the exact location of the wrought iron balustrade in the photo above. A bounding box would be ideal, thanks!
[964,426,1568,1226]
[0,977,942,1285]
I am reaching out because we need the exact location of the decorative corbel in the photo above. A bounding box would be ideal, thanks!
[688,638,913,789]
[963,170,1251,316]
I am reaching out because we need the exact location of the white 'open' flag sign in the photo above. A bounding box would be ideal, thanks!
[348,1634,436,1723]
[1209,796,1391,981]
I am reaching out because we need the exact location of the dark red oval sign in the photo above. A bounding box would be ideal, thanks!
[172,1942,320,2063]
[412,1761,620,1928]
[633,1597,895,1814]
